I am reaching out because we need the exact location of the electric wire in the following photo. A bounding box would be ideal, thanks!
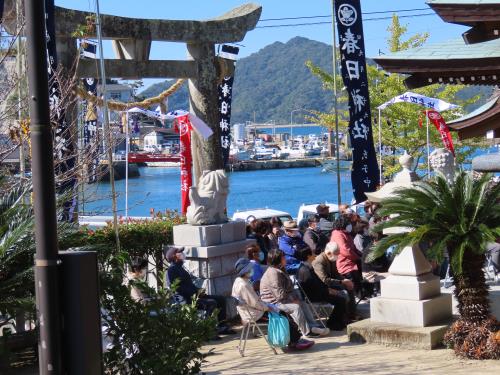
[259,7,430,22]
[256,13,436,29]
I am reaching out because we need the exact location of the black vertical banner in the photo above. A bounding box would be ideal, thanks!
[335,0,379,203]
[218,76,233,166]
[0,1,4,22]
[82,78,99,183]
[45,0,77,219]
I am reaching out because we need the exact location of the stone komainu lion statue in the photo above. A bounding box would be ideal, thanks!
[186,169,229,225]
[429,148,455,184]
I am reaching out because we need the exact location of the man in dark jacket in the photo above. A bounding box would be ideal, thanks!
[296,247,347,330]
[165,246,233,334]
[313,242,357,319]
[303,215,329,255]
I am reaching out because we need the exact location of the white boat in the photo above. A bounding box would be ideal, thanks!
[320,159,352,173]
[250,146,274,160]
[281,145,308,158]
[229,144,251,161]
[145,161,180,167]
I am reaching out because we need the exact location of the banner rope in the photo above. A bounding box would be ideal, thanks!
[75,78,185,111]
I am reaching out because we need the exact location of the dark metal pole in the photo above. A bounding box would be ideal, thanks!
[331,0,342,208]
[25,0,62,373]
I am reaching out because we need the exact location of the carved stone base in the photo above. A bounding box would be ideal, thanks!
[173,221,255,296]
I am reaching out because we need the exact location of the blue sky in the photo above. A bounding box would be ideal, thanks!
[56,0,468,87]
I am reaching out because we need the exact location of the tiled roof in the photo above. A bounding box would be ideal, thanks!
[373,37,500,61]
[448,96,498,124]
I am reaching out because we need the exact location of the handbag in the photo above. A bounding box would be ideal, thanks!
[267,312,290,348]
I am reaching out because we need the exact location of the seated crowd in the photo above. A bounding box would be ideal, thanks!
[151,202,392,351]
[230,203,392,350]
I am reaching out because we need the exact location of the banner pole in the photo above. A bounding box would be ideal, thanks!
[426,110,430,177]
[125,111,129,220]
[331,0,342,208]
[378,108,382,185]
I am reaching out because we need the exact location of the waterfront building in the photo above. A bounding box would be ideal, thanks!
[232,122,246,142]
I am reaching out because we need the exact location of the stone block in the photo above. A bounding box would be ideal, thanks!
[220,221,247,243]
[184,258,202,278]
[370,294,452,327]
[213,275,233,296]
[182,239,254,258]
[380,273,441,301]
[173,224,221,247]
[206,257,223,278]
[347,319,451,350]
[220,253,239,276]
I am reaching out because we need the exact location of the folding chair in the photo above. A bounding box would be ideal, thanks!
[443,264,453,289]
[290,276,331,329]
[235,300,278,357]
[485,251,499,283]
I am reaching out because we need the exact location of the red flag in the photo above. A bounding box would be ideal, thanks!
[418,115,423,128]
[424,110,455,157]
[174,115,193,214]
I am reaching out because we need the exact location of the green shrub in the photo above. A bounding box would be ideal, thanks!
[61,215,217,374]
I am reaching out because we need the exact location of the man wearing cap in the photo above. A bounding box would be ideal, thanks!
[316,204,334,237]
[278,220,306,274]
[303,215,329,255]
[166,246,234,335]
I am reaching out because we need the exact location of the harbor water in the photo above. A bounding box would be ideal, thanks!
[83,166,354,219]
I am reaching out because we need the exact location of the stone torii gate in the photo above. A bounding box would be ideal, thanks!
[4,1,262,180]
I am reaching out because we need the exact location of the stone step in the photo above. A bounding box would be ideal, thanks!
[347,318,451,350]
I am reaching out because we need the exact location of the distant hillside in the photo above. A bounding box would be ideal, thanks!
[139,36,493,123]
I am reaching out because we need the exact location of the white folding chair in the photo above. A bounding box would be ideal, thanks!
[485,251,499,283]
[235,300,278,357]
[443,264,453,289]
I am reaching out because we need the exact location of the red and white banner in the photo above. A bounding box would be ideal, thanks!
[174,115,193,214]
[425,110,455,157]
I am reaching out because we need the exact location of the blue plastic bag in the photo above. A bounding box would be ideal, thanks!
[267,312,290,348]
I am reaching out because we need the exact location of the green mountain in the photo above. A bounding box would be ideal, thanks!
[139,36,493,124]
[138,36,335,124]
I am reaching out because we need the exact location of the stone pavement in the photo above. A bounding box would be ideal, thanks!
[201,329,500,375]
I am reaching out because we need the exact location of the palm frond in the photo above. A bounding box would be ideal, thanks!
[372,171,499,276]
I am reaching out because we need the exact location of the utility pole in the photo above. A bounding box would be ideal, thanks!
[331,0,342,208]
[94,0,120,251]
[16,0,25,178]
[25,0,62,373]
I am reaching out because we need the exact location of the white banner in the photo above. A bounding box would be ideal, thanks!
[126,107,213,140]
[377,91,458,111]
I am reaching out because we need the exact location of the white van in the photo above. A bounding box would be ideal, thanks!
[232,208,292,223]
[296,203,339,224]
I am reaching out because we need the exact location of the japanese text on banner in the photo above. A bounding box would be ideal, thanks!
[335,0,380,202]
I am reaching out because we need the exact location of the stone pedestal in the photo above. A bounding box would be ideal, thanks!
[173,221,254,296]
[370,244,452,327]
[349,244,453,349]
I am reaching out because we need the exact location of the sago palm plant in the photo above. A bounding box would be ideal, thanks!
[372,171,500,359]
